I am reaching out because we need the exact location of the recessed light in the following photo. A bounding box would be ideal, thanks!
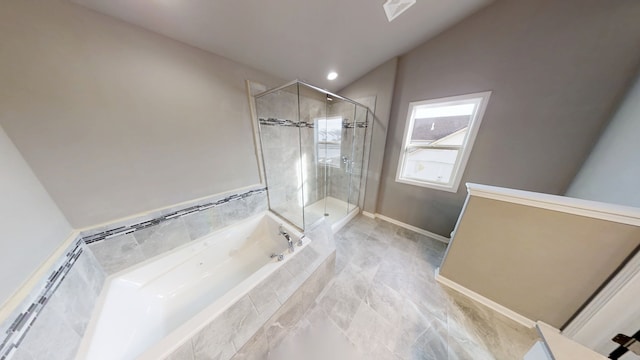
[327,72,338,80]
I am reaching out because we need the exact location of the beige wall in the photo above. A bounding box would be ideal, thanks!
[0,126,72,307]
[339,58,398,214]
[567,72,640,207]
[377,0,640,236]
[440,196,640,328]
[0,0,282,228]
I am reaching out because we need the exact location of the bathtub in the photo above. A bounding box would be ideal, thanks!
[76,211,307,360]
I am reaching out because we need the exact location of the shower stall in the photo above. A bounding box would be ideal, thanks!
[254,81,373,231]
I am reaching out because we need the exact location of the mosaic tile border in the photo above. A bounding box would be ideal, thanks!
[0,238,84,360]
[259,117,315,128]
[82,187,267,244]
[345,121,368,129]
[258,118,368,129]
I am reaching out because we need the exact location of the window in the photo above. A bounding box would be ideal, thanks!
[396,91,491,192]
[316,117,343,168]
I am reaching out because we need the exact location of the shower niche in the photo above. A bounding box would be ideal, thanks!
[255,81,373,231]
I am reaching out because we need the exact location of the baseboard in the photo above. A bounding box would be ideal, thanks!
[361,211,376,219]
[372,213,450,244]
[435,268,536,328]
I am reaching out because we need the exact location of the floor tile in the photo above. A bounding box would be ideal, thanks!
[256,215,538,360]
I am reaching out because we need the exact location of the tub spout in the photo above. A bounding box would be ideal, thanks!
[279,225,294,253]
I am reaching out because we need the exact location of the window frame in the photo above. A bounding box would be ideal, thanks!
[395,91,491,192]
[315,116,344,168]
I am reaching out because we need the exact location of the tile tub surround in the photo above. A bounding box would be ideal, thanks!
[0,187,266,360]
[85,188,268,275]
[162,220,336,360]
[0,240,105,360]
[229,216,539,360]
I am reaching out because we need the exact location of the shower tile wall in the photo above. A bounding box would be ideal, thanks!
[348,106,369,211]
[324,98,372,212]
[298,87,327,210]
[255,88,304,227]
[358,109,375,209]
[326,100,356,205]
[256,85,331,228]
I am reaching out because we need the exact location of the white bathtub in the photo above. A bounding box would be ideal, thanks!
[76,211,306,360]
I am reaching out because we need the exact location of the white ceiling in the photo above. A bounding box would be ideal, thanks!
[70,0,492,91]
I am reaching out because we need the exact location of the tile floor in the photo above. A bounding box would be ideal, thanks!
[264,215,539,360]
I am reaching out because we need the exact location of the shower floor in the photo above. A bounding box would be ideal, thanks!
[305,196,354,229]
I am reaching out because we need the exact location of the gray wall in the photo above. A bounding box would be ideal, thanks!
[339,58,398,214]
[0,0,282,228]
[377,0,640,236]
[0,126,72,308]
[566,73,640,207]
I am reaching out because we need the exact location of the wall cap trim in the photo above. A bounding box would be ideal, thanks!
[466,183,640,226]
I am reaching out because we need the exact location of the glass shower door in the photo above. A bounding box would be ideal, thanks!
[347,105,369,212]
[255,84,305,229]
[323,96,356,222]
[298,84,327,229]
[255,80,372,231]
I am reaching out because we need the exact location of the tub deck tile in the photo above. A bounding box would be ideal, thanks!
[247,281,281,323]
[229,327,269,360]
[190,322,236,360]
[227,297,263,351]
[165,341,194,360]
[170,219,336,360]
[190,297,263,360]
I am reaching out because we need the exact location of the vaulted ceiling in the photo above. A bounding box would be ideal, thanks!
[70,0,493,91]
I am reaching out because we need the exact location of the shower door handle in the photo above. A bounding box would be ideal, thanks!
[341,156,352,173]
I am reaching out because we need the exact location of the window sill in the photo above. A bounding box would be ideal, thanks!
[395,177,461,193]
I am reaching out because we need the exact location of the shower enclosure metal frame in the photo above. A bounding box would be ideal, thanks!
[254,80,373,231]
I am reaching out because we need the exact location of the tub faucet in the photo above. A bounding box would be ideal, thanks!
[279,225,294,253]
